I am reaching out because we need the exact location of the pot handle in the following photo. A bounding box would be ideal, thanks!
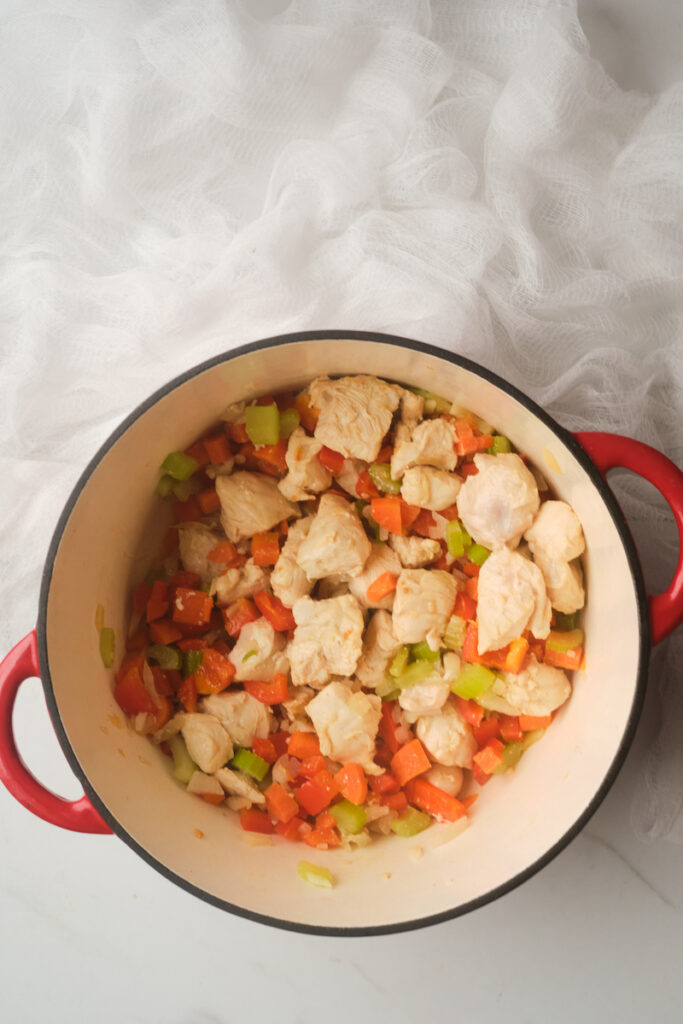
[0,631,112,833]
[574,432,683,645]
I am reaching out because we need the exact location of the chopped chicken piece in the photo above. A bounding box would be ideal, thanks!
[229,617,288,682]
[355,610,401,689]
[309,375,402,462]
[204,458,235,479]
[348,543,402,610]
[210,558,270,605]
[288,594,364,687]
[425,764,464,797]
[391,418,459,478]
[415,700,476,768]
[180,714,233,774]
[281,685,315,724]
[316,574,351,599]
[296,493,371,581]
[456,453,539,550]
[333,458,367,498]
[270,515,314,608]
[199,691,274,749]
[524,500,585,562]
[307,680,382,774]
[392,569,458,650]
[389,533,441,568]
[399,388,424,428]
[400,466,462,512]
[533,551,585,614]
[278,427,332,501]
[477,656,571,717]
[186,771,224,799]
[153,713,186,745]
[214,767,266,806]
[477,547,551,653]
[216,471,300,542]
[178,523,226,584]
[398,652,461,722]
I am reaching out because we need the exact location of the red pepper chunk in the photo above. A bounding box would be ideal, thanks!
[172,587,213,627]
[473,738,505,775]
[499,715,524,744]
[222,597,260,637]
[239,808,273,834]
[404,777,466,822]
[194,648,236,695]
[252,737,278,764]
[296,780,333,817]
[473,716,500,748]
[146,581,169,623]
[254,591,295,631]
[243,673,289,705]
[318,446,345,475]
[454,592,477,621]
[251,532,281,566]
[265,783,299,824]
[390,738,431,787]
[356,470,381,500]
[113,666,157,718]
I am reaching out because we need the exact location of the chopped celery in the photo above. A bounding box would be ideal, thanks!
[407,387,452,415]
[231,748,270,782]
[172,477,201,502]
[183,650,204,677]
[242,649,257,662]
[395,658,436,690]
[522,728,546,750]
[390,807,431,837]
[148,644,182,671]
[451,663,497,700]
[494,741,524,774]
[553,610,577,631]
[161,451,198,481]
[368,463,401,495]
[389,646,410,678]
[155,474,175,499]
[466,542,491,566]
[410,640,441,662]
[170,734,196,784]
[443,614,467,652]
[376,677,400,700]
[245,403,280,446]
[490,435,511,454]
[278,407,300,439]
[99,627,115,669]
[445,519,471,558]
[297,861,335,888]
[546,629,583,653]
[329,799,367,834]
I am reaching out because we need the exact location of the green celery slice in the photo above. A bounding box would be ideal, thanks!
[172,477,201,502]
[490,435,511,454]
[278,407,300,439]
[546,628,583,652]
[466,542,491,566]
[390,807,431,837]
[407,387,452,415]
[170,734,197,784]
[494,741,524,774]
[389,646,410,678]
[183,650,204,677]
[148,644,182,671]
[410,640,440,662]
[161,451,198,481]
[297,861,335,888]
[99,627,115,669]
[376,677,400,700]
[451,663,497,700]
[552,610,577,631]
[443,615,467,652]
[231,748,270,782]
[445,519,471,558]
[368,463,401,494]
[245,404,280,446]
[329,799,367,834]
[395,658,436,690]
[522,728,546,750]
[155,474,175,499]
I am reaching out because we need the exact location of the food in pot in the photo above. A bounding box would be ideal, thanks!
[111,374,586,850]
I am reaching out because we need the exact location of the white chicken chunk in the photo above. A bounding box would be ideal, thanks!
[533,551,585,614]
[477,547,551,653]
[334,458,367,498]
[399,388,424,428]
[281,685,315,725]
[210,558,270,605]
[270,515,314,608]
[415,701,477,768]
[400,466,462,512]
[524,500,585,562]
[348,543,402,610]
[186,770,224,799]
[278,427,332,501]
[296,493,371,582]
[477,656,571,717]
[389,533,442,568]
[355,610,401,689]
[309,375,402,462]
[392,569,458,650]
[178,523,226,584]
[425,764,464,797]
[307,680,382,774]
[204,458,235,479]
[456,453,540,550]
[216,471,300,542]
[391,418,459,479]
[180,714,233,774]
[229,617,288,682]
[398,652,461,722]
[214,767,266,806]
[199,691,274,749]
[288,594,365,687]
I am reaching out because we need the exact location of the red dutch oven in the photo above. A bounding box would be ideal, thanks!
[1,332,682,935]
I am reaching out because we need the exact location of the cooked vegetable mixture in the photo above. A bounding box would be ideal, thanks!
[112,375,586,850]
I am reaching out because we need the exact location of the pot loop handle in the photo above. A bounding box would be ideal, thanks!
[575,432,683,645]
[0,631,112,833]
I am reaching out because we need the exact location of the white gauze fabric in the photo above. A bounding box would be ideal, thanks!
[0,0,681,840]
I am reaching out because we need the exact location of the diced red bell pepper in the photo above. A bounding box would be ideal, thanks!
[176,637,209,652]
[303,826,341,849]
[167,570,202,589]
[298,755,327,779]
[222,598,260,639]
[113,666,157,718]
[437,502,460,521]
[404,777,466,822]
[473,738,505,775]
[125,623,149,651]
[499,715,524,744]
[171,587,214,627]
[268,730,290,758]
[243,673,289,705]
[454,591,477,622]
[150,665,174,697]
[252,737,278,764]
[460,462,479,478]
[251,532,281,566]
[288,731,321,759]
[194,648,236,695]
[374,740,393,767]
[275,817,305,841]
[410,508,436,537]
[473,716,501,748]
[463,560,480,578]
[380,791,408,814]
[146,581,170,623]
[455,696,484,728]
[356,470,381,500]
[177,675,198,713]
[297,780,333,817]
[254,591,295,631]
[133,581,151,616]
[379,702,401,754]
[369,772,400,795]
[239,808,273,834]
[318,446,345,474]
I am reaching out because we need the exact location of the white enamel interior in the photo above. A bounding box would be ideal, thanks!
[44,338,642,930]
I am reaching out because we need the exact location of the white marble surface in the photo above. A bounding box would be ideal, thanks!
[2,2,683,1022]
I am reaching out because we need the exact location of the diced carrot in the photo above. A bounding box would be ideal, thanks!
[454,419,493,456]
[519,714,553,731]
[460,462,479,478]
[504,636,529,673]
[303,827,341,849]
[228,421,249,444]
[410,508,436,537]
[197,488,220,515]
[268,731,290,758]
[275,817,305,841]
[288,731,321,760]
[296,780,333,816]
[380,791,408,814]
[455,696,484,727]
[198,792,224,806]
[177,675,197,713]
[463,560,480,578]
[544,646,583,670]
[366,571,398,604]
[295,393,319,433]
[185,440,210,467]
[148,618,183,646]
[370,495,403,534]
[465,576,479,602]
[172,496,202,523]
[176,637,209,652]
[203,434,232,465]
[369,772,400,795]
[243,673,289,705]
[221,597,260,636]
[298,755,327,779]
[254,591,295,631]
[265,782,299,824]
[318,446,345,474]
[379,702,401,755]
[473,738,505,775]
[404,777,466,822]
[113,666,157,718]
[172,587,214,627]
[254,440,288,475]
[133,581,151,616]
[252,737,278,764]
[125,623,148,650]
[334,763,368,805]
[240,808,273,834]
[391,739,431,787]
[454,591,477,621]
[461,793,479,812]
[356,470,381,500]
[146,581,170,623]
[437,502,460,521]
[251,531,281,566]
[499,715,524,744]
[400,502,421,532]
[194,648,236,695]
[168,571,202,589]
[472,762,491,786]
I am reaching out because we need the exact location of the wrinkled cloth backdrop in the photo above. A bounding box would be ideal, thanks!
[1,0,681,841]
